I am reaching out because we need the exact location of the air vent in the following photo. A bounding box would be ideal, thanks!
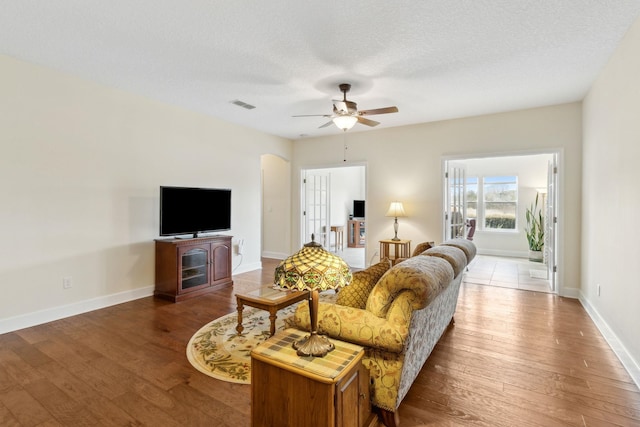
[230,99,256,110]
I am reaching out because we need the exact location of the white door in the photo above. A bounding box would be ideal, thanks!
[445,162,467,240]
[303,172,330,248]
[546,155,558,292]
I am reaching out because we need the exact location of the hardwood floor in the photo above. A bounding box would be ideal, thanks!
[1,259,639,426]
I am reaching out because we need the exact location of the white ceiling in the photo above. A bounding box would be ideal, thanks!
[2,1,640,140]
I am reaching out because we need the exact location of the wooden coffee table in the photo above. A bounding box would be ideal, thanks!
[235,287,309,336]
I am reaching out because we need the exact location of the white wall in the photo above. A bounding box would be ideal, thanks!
[582,16,640,382]
[292,103,582,295]
[261,154,291,259]
[328,166,366,226]
[0,55,292,332]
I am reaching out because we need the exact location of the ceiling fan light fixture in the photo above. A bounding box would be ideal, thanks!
[333,115,358,131]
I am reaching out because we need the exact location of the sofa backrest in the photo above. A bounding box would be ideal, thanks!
[366,255,454,318]
[422,245,467,277]
[441,238,477,264]
[411,241,434,257]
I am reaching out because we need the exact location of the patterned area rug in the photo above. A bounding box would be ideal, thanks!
[186,292,337,384]
[186,304,297,384]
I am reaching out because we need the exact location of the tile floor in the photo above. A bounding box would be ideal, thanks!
[335,247,553,294]
[464,254,552,293]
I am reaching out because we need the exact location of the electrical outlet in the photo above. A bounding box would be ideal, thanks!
[63,276,73,289]
[237,238,244,255]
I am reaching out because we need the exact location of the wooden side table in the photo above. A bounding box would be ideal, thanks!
[235,287,309,336]
[251,328,375,427]
[379,239,411,264]
[331,225,344,251]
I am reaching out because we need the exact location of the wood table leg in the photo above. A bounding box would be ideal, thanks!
[268,308,277,336]
[236,298,244,335]
[378,408,399,427]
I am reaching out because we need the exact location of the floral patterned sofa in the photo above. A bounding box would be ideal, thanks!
[292,238,476,427]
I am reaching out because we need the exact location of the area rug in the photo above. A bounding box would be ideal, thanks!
[186,292,337,384]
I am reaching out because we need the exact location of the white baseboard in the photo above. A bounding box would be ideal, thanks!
[261,251,287,260]
[560,286,580,299]
[232,261,263,275]
[579,292,640,388]
[0,285,154,335]
[477,248,529,258]
[1,260,266,335]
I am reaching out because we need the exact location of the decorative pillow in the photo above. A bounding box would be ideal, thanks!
[412,241,435,257]
[336,259,392,309]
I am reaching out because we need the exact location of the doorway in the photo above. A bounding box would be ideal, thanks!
[301,165,366,269]
[443,151,560,294]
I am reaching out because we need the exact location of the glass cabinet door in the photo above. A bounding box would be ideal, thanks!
[179,246,209,290]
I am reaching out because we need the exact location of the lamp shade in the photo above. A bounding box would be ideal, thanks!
[332,115,358,131]
[385,201,406,218]
[274,237,352,357]
[274,239,352,292]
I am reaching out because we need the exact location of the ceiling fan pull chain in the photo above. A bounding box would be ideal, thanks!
[343,133,348,162]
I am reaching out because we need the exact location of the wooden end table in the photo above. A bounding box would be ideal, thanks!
[379,239,411,264]
[235,287,309,336]
[251,328,374,427]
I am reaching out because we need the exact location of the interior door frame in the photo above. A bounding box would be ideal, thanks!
[445,162,467,239]
[546,153,559,292]
[442,148,564,295]
[299,162,367,250]
[301,171,331,247]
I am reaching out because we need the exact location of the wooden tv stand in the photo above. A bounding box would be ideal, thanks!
[154,235,233,302]
[348,219,365,248]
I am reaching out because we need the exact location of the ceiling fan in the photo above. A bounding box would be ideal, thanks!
[293,83,398,131]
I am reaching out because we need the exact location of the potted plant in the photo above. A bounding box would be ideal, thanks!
[525,193,545,262]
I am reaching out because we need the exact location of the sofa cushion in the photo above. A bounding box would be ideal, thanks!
[293,299,410,353]
[423,245,467,277]
[441,238,477,264]
[336,259,392,309]
[366,256,454,318]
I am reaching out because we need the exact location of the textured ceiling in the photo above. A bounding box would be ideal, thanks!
[2,1,640,140]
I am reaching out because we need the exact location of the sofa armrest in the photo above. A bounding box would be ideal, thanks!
[366,256,454,317]
[292,291,416,353]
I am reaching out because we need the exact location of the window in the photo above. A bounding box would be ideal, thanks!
[483,176,517,230]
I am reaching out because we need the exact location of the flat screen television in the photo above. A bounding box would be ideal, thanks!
[353,200,365,218]
[160,186,231,237]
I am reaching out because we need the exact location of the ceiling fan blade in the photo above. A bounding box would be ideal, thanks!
[298,84,394,131]
[292,114,332,117]
[333,102,349,114]
[332,100,357,114]
[357,116,380,127]
[358,106,399,116]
